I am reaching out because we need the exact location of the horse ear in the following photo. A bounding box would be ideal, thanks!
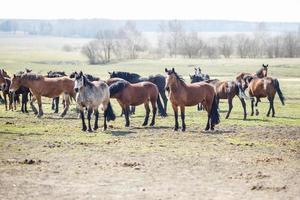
[189,74,193,79]
[165,68,168,73]
[13,74,16,78]
[172,68,175,72]
[108,71,111,75]
[79,71,83,76]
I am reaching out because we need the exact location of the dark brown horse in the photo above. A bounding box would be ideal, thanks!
[0,69,13,110]
[9,73,75,117]
[241,75,285,117]
[107,78,159,127]
[165,68,220,131]
[208,79,247,120]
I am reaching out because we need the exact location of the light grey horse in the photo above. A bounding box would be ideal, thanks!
[74,71,115,132]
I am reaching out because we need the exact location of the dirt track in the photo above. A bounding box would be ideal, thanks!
[0,125,299,200]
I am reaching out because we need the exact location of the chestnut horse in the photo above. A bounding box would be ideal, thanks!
[9,73,75,117]
[165,68,220,131]
[107,78,159,127]
[241,75,285,117]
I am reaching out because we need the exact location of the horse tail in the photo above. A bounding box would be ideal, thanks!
[210,95,220,125]
[109,80,127,97]
[105,102,116,121]
[273,78,285,105]
[156,94,167,117]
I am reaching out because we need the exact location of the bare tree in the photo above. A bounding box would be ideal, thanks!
[96,29,117,63]
[81,40,103,64]
[218,35,234,58]
[166,20,184,57]
[235,34,251,58]
[180,32,204,58]
[283,32,299,58]
[120,21,144,59]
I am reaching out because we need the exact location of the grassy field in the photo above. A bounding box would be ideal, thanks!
[0,35,299,199]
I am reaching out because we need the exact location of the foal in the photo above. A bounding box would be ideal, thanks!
[74,72,115,132]
[165,68,220,131]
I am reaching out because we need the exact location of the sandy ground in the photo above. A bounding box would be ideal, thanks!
[0,124,299,200]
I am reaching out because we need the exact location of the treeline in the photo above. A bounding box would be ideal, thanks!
[81,21,300,64]
[0,19,299,37]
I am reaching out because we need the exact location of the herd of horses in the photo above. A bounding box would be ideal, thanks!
[0,64,285,132]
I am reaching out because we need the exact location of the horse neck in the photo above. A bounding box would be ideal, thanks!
[170,79,186,92]
[20,78,41,90]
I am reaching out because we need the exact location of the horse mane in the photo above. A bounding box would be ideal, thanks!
[19,73,44,81]
[109,80,129,96]
[173,71,185,84]
[112,71,141,80]
[83,75,94,88]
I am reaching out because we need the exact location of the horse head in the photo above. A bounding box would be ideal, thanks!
[9,74,22,93]
[74,71,84,92]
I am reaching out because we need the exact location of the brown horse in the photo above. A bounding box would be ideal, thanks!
[107,78,159,127]
[209,79,247,120]
[165,68,220,131]
[0,69,13,110]
[236,64,268,82]
[236,64,269,106]
[9,73,75,117]
[241,75,285,117]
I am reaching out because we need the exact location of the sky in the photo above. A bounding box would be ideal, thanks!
[0,0,299,22]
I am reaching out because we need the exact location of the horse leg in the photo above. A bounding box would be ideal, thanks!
[87,108,93,132]
[36,96,43,118]
[8,93,13,110]
[180,106,186,132]
[160,90,168,114]
[205,114,211,131]
[80,109,87,131]
[94,109,99,130]
[30,96,38,115]
[172,104,179,131]
[60,94,70,117]
[124,106,130,127]
[268,95,275,117]
[255,98,259,116]
[24,92,29,113]
[150,100,157,126]
[54,97,59,113]
[238,96,247,120]
[250,98,254,116]
[51,98,55,110]
[3,93,7,111]
[225,97,233,119]
[21,94,25,113]
[142,102,150,126]
[130,106,135,115]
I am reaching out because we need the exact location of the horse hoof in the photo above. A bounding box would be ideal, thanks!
[173,127,178,131]
[272,115,275,118]
[181,128,186,132]
[102,127,107,131]
[82,127,87,131]
[150,123,155,126]
[142,123,147,126]
[87,129,93,133]
[125,124,129,127]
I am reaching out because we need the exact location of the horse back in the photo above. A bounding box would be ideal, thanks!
[249,78,275,97]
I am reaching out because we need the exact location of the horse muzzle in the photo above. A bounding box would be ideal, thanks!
[74,88,79,93]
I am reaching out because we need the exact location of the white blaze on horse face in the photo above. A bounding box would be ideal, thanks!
[74,76,84,91]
